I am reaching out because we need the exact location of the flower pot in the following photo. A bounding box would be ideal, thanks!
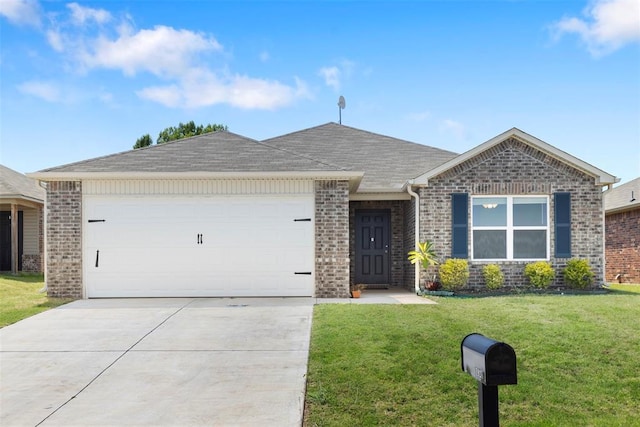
[351,290,361,298]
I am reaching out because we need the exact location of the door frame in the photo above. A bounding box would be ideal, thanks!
[354,209,391,285]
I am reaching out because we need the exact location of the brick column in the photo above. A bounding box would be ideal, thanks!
[315,180,350,298]
[46,181,83,298]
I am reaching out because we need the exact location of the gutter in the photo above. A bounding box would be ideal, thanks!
[405,180,420,294]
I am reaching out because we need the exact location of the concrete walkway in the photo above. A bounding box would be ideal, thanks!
[0,298,313,427]
[0,290,433,427]
[316,288,437,305]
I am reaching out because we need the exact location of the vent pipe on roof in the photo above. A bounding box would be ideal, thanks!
[338,96,345,124]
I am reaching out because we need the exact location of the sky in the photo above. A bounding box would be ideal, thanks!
[1,0,639,185]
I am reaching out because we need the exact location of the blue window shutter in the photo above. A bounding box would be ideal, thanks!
[452,193,469,258]
[554,192,571,258]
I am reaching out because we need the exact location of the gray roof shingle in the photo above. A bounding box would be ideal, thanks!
[0,165,45,203]
[263,123,458,191]
[39,131,345,174]
[604,177,640,214]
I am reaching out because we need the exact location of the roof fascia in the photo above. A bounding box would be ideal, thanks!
[28,171,365,193]
[413,128,618,186]
[350,192,411,201]
[0,196,44,208]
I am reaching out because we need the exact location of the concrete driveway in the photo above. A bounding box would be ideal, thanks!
[0,298,313,427]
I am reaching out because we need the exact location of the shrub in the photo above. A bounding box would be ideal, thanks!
[563,259,594,289]
[439,259,469,291]
[524,261,555,288]
[482,264,504,290]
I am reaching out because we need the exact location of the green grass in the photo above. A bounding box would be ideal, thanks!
[305,289,640,426]
[0,274,74,327]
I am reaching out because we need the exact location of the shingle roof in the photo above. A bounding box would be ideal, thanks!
[39,131,346,174]
[0,165,45,203]
[263,123,458,191]
[604,177,640,214]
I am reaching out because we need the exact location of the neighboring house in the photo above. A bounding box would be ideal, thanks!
[29,123,617,298]
[604,177,640,283]
[0,165,45,273]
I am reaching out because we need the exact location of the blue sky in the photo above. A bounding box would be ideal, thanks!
[1,0,639,184]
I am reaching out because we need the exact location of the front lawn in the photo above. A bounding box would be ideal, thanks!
[0,274,73,327]
[305,288,640,426]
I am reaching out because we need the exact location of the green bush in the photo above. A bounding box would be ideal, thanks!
[439,259,469,291]
[482,264,504,290]
[524,261,555,288]
[563,259,594,289]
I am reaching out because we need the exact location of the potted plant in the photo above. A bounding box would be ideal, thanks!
[407,241,440,291]
[351,284,365,298]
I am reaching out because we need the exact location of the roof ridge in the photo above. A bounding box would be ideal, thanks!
[263,122,457,155]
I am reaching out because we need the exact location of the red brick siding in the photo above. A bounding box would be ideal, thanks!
[420,138,605,288]
[46,181,83,298]
[605,209,640,283]
[315,180,350,297]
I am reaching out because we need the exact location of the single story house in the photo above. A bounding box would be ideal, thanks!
[29,123,617,298]
[604,177,640,283]
[1,165,45,273]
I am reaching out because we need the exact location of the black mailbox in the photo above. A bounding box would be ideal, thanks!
[461,333,517,386]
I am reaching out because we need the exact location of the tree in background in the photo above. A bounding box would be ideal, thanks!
[133,121,228,149]
[133,134,153,149]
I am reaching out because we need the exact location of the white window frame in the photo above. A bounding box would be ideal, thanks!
[471,195,550,261]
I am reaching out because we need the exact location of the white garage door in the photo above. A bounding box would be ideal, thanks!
[83,195,314,298]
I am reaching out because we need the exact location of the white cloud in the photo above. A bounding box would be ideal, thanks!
[17,80,61,102]
[9,2,307,111]
[46,29,65,52]
[0,0,41,27]
[440,119,466,140]
[67,2,111,26]
[319,66,341,90]
[552,0,640,56]
[81,25,222,77]
[138,69,310,110]
[318,60,357,91]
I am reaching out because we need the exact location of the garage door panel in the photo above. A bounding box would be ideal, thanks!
[84,195,314,297]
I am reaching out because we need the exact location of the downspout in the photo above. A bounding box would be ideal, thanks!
[39,181,47,294]
[406,181,420,294]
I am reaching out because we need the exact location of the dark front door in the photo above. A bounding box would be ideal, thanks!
[355,210,390,285]
[0,211,23,271]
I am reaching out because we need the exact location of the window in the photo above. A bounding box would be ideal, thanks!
[472,196,549,260]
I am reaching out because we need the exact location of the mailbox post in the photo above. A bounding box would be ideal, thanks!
[461,333,517,427]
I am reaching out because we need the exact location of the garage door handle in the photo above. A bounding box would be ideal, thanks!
[294,272,312,275]
[95,250,99,267]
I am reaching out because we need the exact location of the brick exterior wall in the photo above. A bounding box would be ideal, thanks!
[419,137,605,289]
[315,180,350,297]
[46,181,83,298]
[605,208,640,283]
[349,200,406,288]
[21,254,41,272]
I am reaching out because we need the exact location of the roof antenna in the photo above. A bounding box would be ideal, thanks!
[338,96,346,124]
